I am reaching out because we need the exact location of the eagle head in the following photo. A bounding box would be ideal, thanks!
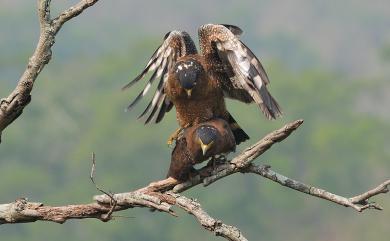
[174,59,204,97]
[195,125,218,156]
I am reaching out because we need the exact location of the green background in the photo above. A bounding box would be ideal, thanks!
[0,1,389,240]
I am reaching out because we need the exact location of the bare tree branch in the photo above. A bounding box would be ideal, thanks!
[0,0,99,143]
[0,120,388,240]
[161,119,304,193]
[0,193,175,225]
[0,193,245,240]
[168,192,247,241]
[38,0,51,27]
[94,119,388,214]
[349,180,390,206]
[0,119,303,241]
[245,164,390,212]
[52,0,100,34]
[121,119,304,194]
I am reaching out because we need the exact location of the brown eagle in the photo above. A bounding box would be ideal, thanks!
[166,118,236,181]
[123,24,282,144]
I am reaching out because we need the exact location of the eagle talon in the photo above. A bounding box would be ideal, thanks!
[166,138,175,147]
[215,155,227,163]
[167,127,184,147]
[207,155,227,168]
[206,155,228,175]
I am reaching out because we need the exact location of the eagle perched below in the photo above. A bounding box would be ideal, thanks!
[166,118,236,181]
[123,24,282,144]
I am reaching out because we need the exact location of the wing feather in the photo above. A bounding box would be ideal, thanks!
[221,24,243,37]
[123,31,197,123]
[199,24,281,119]
[125,66,160,111]
[137,66,166,119]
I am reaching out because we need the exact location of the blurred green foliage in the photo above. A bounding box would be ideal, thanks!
[0,1,389,241]
[381,43,390,62]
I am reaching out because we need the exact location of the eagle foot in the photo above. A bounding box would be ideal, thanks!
[166,127,183,146]
[167,124,189,147]
[207,155,227,171]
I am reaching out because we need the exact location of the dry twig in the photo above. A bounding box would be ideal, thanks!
[90,152,118,221]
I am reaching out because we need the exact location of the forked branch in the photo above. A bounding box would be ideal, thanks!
[0,0,100,143]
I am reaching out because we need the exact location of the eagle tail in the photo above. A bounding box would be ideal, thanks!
[227,113,249,145]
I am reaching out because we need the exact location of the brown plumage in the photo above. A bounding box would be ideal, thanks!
[123,24,282,144]
[166,118,236,181]
[165,55,225,127]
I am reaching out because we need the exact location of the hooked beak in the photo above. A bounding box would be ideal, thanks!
[199,139,214,156]
[185,88,192,98]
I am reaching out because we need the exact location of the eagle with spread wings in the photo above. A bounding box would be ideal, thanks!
[123,24,282,144]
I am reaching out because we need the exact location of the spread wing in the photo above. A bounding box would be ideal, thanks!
[198,24,282,119]
[123,31,197,124]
